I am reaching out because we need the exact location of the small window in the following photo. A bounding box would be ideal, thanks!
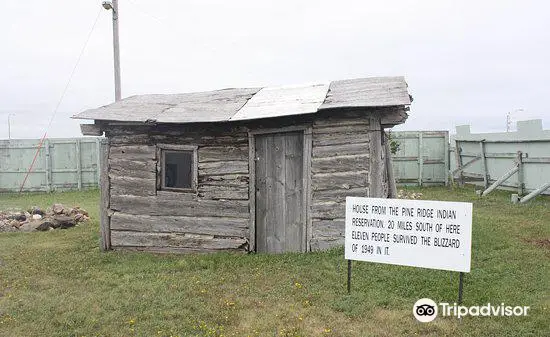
[159,145,197,192]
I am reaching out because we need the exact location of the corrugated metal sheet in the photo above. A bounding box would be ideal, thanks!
[229,83,329,121]
[73,77,411,124]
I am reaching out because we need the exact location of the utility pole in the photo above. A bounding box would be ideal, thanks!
[103,0,121,101]
[8,114,12,139]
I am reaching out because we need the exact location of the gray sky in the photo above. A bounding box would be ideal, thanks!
[1,0,549,139]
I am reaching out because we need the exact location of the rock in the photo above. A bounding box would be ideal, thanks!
[52,204,65,215]
[10,213,26,222]
[32,214,42,220]
[19,222,40,232]
[9,219,21,228]
[36,221,55,231]
[30,207,45,216]
[53,215,76,229]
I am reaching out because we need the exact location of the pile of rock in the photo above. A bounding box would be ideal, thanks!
[0,204,90,233]
[397,190,423,200]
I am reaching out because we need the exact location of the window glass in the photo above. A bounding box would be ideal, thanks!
[164,151,193,189]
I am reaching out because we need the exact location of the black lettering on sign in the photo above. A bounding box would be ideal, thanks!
[402,207,415,217]
[397,220,413,230]
[392,234,418,245]
[371,205,386,215]
[445,224,461,234]
[352,218,384,228]
[437,209,457,219]
[434,237,460,248]
[416,208,434,218]
[351,231,369,240]
[415,222,433,232]
[352,204,369,214]
[371,232,390,242]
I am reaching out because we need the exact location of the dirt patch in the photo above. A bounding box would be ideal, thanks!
[524,238,550,249]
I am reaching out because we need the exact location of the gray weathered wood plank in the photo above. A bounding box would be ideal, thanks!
[198,161,248,176]
[254,134,268,252]
[313,187,368,202]
[109,175,157,197]
[311,200,345,219]
[110,194,249,218]
[111,230,248,250]
[199,146,248,163]
[198,185,249,200]
[312,132,369,147]
[110,213,248,237]
[368,116,384,197]
[312,142,369,158]
[311,154,368,174]
[312,171,368,191]
[109,145,156,161]
[284,132,304,252]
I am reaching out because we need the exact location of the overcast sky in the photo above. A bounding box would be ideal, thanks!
[1,0,549,139]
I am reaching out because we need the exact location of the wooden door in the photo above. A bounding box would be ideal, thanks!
[255,132,304,253]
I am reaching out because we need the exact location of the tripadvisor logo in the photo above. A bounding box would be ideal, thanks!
[413,298,438,322]
[413,298,530,322]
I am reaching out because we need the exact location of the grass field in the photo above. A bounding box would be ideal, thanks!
[0,187,549,337]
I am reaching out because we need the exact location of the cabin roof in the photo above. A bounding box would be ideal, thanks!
[73,76,411,123]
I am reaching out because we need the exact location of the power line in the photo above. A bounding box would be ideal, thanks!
[19,7,103,193]
[46,7,103,131]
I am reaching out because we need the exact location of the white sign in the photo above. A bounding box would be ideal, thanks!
[345,197,472,272]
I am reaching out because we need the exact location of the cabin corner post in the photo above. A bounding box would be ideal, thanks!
[247,132,256,252]
[384,132,398,198]
[99,138,112,251]
[304,126,313,252]
[368,114,384,198]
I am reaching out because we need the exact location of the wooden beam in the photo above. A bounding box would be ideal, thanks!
[481,164,519,197]
[247,133,256,252]
[368,115,384,197]
[80,123,103,136]
[454,140,464,186]
[99,140,111,251]
[479,141,488,189]
[380,108,408,127]
[516,151,524,196]
[451,155,481,176]
[384,134,397,198]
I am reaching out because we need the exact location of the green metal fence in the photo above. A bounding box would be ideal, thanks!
[390,131,449,186]
[0,138,105,192]
[450,119,550,195]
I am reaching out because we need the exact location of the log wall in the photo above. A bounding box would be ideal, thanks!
[309,111,371,250]
[102,109,391,253]
[105,124,250,253]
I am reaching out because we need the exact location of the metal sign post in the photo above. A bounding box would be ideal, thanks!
[458,272,464,304]
[347,260,352,294]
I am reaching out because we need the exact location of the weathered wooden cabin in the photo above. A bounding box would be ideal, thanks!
[74,77,411,253]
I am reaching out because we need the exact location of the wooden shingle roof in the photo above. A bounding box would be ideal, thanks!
[73,76,411,123]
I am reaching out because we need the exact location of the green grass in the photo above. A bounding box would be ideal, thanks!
[0,187,549,336]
